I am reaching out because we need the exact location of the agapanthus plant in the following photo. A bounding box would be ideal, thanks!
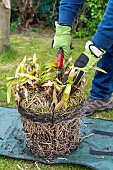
[6,54,86,114]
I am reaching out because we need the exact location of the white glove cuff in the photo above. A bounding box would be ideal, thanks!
[85,41,104,57]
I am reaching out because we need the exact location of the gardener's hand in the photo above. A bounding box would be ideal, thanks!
[53,24,71,59]
[74,40,105,73]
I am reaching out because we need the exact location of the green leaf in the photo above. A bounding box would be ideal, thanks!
[54,81,65,92]
[32,53,37,65]
[55,78,62,84]
[6,77,17,87]
[28,69,36,75]
[17,73,39,81]
[6,77,16,81]
[67,68,75,84]
[93,66,107,74]
[16,77,29,86]
[7,79,16,103]
[62,84,72,108]
[15,56,26,75]
[40,74,54,84]
[44,61,57,69]
[38,62,43,78]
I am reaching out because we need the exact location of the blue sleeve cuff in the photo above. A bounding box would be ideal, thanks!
[58,10,75,27]
[92,30,113,50]
[58,0,83,27]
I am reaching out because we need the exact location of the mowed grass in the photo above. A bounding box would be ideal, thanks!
[0,28,113,170]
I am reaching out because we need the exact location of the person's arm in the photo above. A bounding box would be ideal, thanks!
[59,0,84,26]
[92,0,113,50]
[53,0,84,58]
[53,0,113,85]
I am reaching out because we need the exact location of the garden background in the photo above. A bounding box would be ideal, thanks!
[0,0,111,170]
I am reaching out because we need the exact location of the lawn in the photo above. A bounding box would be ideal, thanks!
[0,28,113,170]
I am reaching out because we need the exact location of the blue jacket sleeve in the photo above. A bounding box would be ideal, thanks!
[58,0,83,27]
[92,0,113,50]
[59,0,113,51]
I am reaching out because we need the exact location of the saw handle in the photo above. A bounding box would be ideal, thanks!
[57,48,64,68]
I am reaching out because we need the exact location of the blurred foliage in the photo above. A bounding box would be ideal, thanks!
[10,0,60,30]
[10,0,108,36]
[73,0,108,37]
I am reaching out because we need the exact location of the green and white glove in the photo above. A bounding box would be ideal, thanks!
[74,40,105,73]
[53,24,71,59]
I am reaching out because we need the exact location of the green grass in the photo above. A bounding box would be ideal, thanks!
[0,28,113,170]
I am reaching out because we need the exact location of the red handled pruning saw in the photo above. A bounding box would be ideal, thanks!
[56,48,64,81]
[56,48,84,85]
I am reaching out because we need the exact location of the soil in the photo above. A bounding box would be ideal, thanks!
[18,104,83,124]
[18,104,83,160]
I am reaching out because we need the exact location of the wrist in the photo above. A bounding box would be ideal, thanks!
[85,41,105,57]
[59,23,72,27]
[56,24,71,35]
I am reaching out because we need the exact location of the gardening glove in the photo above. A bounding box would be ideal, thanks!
[73,40,105,85]
[74,40,105,72]
[53,24,71,59]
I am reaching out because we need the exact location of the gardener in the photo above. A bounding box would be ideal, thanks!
[53,0,113,116]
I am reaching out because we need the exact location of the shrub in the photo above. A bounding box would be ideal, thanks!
[73,0,108,37]
[10,0,60,30]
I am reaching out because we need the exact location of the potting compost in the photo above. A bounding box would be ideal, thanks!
[0,107,113,170]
